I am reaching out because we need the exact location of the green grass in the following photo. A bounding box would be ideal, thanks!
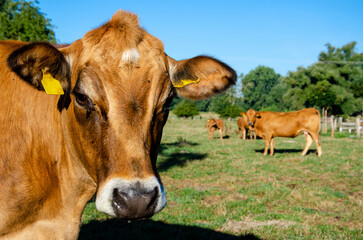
[79,113,363,240]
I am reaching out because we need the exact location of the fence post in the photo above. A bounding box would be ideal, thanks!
[356,116,361,138]
[320,108,325,133]
[323,108,326,134]
[339,117,343,133]
[325,108,328,133]
[331,115,334,138]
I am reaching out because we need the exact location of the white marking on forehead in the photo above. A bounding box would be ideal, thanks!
[121,48,140,64]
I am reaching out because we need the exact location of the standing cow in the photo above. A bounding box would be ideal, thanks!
[237,112,256,140]
[0,10,236,239]
[206,118,224,140]
[246,108,322,156]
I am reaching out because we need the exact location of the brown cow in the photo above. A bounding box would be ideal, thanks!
[0,10,236,239]
[206,118,224,140]
[237,112,256,140]
[246,108,322,156]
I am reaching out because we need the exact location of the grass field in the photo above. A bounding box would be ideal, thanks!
[79,113,362,240]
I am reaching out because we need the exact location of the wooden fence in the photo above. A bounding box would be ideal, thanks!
[322,116,362,138]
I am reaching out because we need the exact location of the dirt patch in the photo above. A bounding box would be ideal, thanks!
[222,218,297,233]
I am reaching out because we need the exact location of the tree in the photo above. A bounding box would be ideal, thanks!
[209,88,244,118]
[283,67,312,110]
[264,80,291,111]
[305,80,336,109]
[0,0,55,42]
[241,66,281,111]
[169,97,182,110]
[194,99,212,112]
[283,42,363,115]
[217,104,242,118]
[173,100,199,118]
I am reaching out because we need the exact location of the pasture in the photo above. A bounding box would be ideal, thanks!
[79,113,362,240]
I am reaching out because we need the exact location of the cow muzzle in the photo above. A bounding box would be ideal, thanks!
[248,122,253,126]
[95,177,166,219]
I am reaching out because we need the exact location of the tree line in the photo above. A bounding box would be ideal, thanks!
[1,1,362,118]
[174,41,363,118]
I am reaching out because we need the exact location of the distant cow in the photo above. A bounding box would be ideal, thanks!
[237,112,256,140]
[0,10,236,239]
[206,118,224,140]
[246,108,322,156]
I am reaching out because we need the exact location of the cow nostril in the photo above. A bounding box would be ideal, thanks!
[112,186,158,219]
[111,188,128,214]
[146,187,158,209]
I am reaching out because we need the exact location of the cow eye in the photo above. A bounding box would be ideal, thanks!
[74,92,94,109]
[75,93,88,105]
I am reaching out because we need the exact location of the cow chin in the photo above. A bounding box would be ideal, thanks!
[95,177,167,219]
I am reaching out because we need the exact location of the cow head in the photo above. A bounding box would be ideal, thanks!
[7,10,236,219]
[246,109,261,127]
[206,118,217,128]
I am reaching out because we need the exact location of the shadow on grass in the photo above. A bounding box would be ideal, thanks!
[254,149,318,155]
[79,219,260,240]
[207,135,231,140]
[161,140,200,147]
[157,152,208,172]
[157,139,207,172]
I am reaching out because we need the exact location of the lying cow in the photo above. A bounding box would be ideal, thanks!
[246,108,322,156]
[237,112,256,140]
[0,10,236,239]
[206,118,224,140]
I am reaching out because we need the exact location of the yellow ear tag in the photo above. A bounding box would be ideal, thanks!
[172,78,200,88]
[41,70,64,95]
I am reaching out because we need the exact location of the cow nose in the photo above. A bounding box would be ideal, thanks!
[248,122,253,126]
[112,186,158,219]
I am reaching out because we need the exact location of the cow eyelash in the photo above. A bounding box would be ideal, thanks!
[74,92,95,111]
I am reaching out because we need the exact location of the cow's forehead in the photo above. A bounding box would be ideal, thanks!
[63,10,169,103]
[246,109,256,118]
[79,10,165,68]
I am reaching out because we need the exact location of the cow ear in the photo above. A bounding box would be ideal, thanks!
[256,113,261,118]
[7,42,70,94]
[167,55,236,100]
[241,113,245,116]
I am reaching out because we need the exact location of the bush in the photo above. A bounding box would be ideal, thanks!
[260,105,279,112]
[209,90,243,118]
[217,104,242,118]
[173,100,199,118]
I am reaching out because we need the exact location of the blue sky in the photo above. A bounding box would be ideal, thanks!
[37,0,363,77]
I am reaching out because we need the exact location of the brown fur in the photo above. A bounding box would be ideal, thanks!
[246,108,322,156]
[237,112,256,140]
[206,118,224,140]
[0,10,236,239]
